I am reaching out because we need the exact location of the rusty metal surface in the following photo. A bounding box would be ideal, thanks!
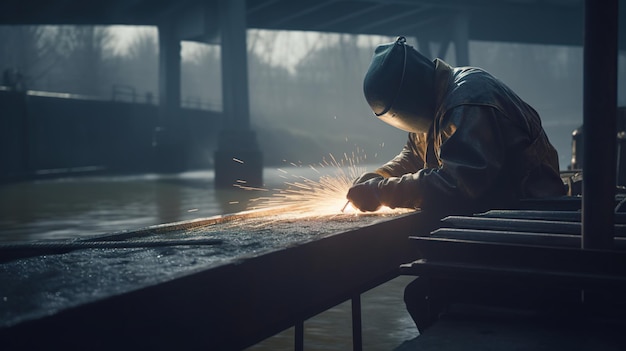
[0,209,439,350]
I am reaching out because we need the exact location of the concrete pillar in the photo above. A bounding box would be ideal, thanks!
[415,34,432,59]
[417,13,469,65]
[155,21,186,173]
[214,0,263,188]
[453,12,470,66]
[0,90,29,182]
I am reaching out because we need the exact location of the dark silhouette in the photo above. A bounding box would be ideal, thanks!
[347,36,565,214]
[2,67,24,91]
[345,37,568,332]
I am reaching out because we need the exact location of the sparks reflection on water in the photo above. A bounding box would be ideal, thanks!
[239,153,412,221]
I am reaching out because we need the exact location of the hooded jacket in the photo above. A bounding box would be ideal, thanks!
[370,59,566,213]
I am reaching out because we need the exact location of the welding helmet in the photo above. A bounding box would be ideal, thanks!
[363,36,436,133]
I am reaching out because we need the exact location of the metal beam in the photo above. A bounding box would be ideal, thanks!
[266,0,339,27]
[581,0,618,250]
[364,0,582,12]
[247,0,282,14]
[103,0,145,19]
[311,3,386,31]
[1,0,617,50]
[395,14,446,38]
[354,6,432,32]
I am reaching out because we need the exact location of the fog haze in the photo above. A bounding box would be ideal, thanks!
[2,25,625,169]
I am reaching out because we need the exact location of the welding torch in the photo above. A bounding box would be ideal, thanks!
[341,200,350,212]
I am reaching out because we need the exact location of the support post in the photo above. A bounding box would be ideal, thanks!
[351,295,363,351]
[415,34,432,59]
[214,0,263,188]
[294,321,304,351]
[453,12,470,66]
[155,21,186,172]
[581,0,617,249]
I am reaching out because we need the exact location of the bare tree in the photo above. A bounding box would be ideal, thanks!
[0,25,69,90]
[124,31,159,100]
[54,26,113,96]
[181,41,221,109]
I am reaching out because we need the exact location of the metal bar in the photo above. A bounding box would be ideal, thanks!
[401,259,626,291]
[440,216,626,236]
[351,295,362,351]
[581,0,618,249]
[478,210,626,224]
[516,197,582,211]
[295,321,304,351]
[478,210,582,222]
[429,228,626,250]
[432,228,581,247]
[442,216,581,234]
[407,237,626,276]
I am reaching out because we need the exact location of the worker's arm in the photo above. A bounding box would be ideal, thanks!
[349,106,507,212]
[352,132,427,187]
[375,133,427,177]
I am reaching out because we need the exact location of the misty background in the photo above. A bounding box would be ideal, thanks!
[1,25,625,170]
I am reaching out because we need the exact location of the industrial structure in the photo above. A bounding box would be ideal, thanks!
[1,0,625,349]
[2,0,623,187]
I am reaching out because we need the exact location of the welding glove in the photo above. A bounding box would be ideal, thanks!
[352,172,384,185]
[347,177,384,212]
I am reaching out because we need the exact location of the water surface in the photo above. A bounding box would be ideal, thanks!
[0,167,332,242]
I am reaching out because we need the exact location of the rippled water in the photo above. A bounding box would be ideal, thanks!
[0,167,336,242]
[248,275,419,351]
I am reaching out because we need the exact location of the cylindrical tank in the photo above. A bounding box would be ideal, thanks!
[570,125,583,170]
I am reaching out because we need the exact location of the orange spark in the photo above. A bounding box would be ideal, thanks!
[246,153,412,219]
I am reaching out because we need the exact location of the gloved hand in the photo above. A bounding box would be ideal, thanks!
[352,172,384,185]
[347,177,384,212]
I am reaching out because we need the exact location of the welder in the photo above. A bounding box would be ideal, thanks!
[347,36,565,214]
[347,36,567,332]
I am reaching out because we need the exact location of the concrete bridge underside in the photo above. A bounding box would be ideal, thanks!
[1,0,624,189]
